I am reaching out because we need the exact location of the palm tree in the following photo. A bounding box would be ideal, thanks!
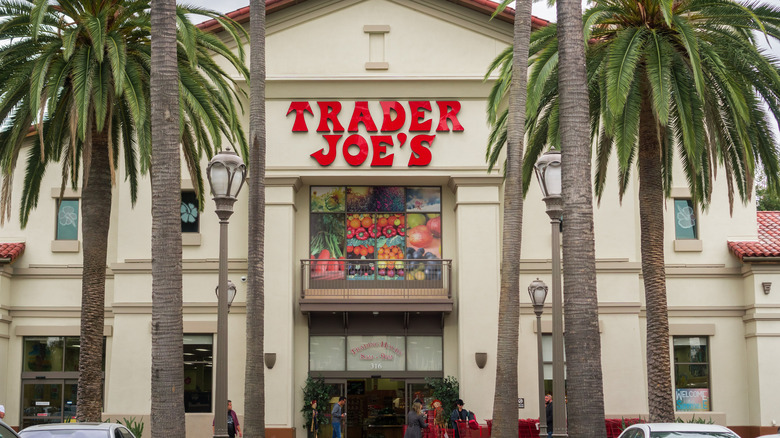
[488,1,532,438]
[150,0,184,435]
[555,0,607,434]
[0,0,249,421]
[244,0,267,436]
[486,0,780,422]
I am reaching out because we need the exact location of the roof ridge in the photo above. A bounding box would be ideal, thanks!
[196,0,550,33]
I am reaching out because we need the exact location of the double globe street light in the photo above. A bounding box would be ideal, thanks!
[207,146,247,438]
[533,150,567,438]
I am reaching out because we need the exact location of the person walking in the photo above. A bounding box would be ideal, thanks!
[331,396,346,438]
[545,394,552,438]
[404,401,428,438]
[213,400,242,438]
[0,404,5,420]
[449,399,469,438]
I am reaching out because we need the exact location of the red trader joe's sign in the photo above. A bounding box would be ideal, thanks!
[286,100,464,167]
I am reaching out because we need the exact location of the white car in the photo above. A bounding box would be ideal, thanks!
[617,423,740,438]
[757,434,780,438]
[19,423,135,438]
[0,420,22,438]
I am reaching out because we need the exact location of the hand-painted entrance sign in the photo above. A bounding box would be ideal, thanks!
[346,335,406,371]
[286,101,464,167]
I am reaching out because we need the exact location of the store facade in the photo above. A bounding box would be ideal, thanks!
[1,0,780,438]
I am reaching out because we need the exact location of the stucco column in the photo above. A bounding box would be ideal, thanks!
[264,177,301,429]
[744,268,780,431]
[448,176,502,418]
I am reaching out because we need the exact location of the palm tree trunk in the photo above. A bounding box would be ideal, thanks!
[76,128,111,423]
[638,81,675,423]
[150,0,185,436]
[557,0,607,435]
[245,0,267,436]
[491,1,531,437]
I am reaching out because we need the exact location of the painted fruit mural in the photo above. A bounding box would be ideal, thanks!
[346,213,376,279]
[309,213,346,279]
[406,213,442,281]
[376,213,406,280]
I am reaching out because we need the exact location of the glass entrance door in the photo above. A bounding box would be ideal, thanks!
[321,381,346,438]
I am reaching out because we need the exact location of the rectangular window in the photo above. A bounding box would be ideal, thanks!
[309,186,442,282]
[56,200,79,240]
[541,334,567,395]
[21,337,104,428]
[406,336,442,371]
[181,192,200,233]
[309,335,443,372]
[184,334,213,413]
[674,199,697,239]
[310,336,346,371]
[674,336,710,411]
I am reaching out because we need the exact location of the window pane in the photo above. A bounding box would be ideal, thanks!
[674,336,710,411]
[347,214,376,280]
[674,388,710,412]
[373,186,405,212]
[406,336,442,371]
[63,337,80,371]
[57,200,79,240]
[674,364,710,388]
[674,199,697,239]
[406,187,441,212]
[63,381,78,421]
[346,336,405,371]
[181,192,200,233]
[674,337,708,363]
[311,186,346,212]
[184,334,213,413]
[310,336,346,371]
[346,186,376,211]
[376,213,405,281]
[21,383,62,419]
[310,214,346,280]
[24,337,64,372]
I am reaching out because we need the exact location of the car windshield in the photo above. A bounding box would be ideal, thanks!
[651,433,735,438]
[20,430,107,438]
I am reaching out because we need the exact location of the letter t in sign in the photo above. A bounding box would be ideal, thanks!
[287,102,313,132]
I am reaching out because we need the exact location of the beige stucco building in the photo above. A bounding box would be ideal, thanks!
[1,0,780,438]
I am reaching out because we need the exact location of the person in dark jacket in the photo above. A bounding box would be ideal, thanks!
[404,401,428,438]
[545,394,552,438]
[449,399,469,438]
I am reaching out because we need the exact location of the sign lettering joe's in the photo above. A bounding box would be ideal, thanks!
[286,101,464,167]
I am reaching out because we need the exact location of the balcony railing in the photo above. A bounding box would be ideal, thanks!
[300,259,452,301]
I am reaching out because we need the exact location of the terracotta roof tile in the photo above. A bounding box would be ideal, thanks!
[0,242,25,263]
[728,211,780,260]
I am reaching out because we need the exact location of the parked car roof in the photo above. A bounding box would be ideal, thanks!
[19,423,135,438]
[618,423,740,438]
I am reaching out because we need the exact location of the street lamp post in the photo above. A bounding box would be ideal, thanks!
[534,150,566,438]
[528,278,549,438]
[207,147,247,438]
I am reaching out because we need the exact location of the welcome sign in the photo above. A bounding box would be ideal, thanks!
[286,101,465,167]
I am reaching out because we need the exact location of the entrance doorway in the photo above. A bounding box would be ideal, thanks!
[322,378,435,438]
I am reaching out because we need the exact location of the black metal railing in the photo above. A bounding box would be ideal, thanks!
[301,259,452,300]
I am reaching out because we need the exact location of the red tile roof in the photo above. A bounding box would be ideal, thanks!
[197,0,549,33]
[728,211,780,260]
[0,242,25,264]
